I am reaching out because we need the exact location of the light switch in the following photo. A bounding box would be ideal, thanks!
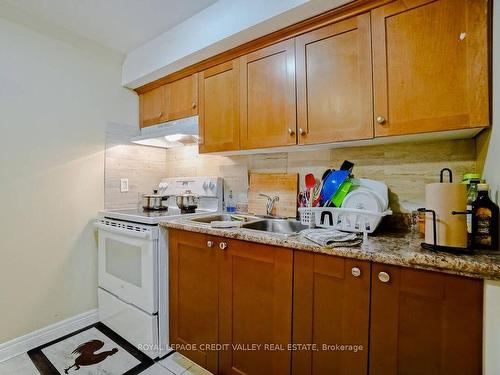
[120,178,129,192]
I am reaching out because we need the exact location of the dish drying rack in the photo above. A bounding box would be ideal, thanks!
[298,207,392,234]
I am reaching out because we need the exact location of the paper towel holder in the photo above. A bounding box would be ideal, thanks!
[440,168,453,183]
[417,207,472,255]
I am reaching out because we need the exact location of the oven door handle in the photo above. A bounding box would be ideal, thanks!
[95,223,152,240]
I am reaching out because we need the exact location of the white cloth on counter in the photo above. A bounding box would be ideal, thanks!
[209,221,242,228]
[299,228,363,248]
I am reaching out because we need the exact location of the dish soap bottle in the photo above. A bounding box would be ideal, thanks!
[472,183,499,250]
[226,190,236,213]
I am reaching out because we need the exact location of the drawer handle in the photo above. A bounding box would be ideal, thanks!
[207,241,214,248]
[378,271,390,283]
[219,242,228,250]
[351,267,361,277]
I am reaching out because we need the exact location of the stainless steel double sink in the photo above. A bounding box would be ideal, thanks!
[188,214,308,235]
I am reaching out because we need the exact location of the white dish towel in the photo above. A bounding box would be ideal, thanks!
[300,228,363,248]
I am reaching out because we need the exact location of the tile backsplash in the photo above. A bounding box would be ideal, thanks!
[104,122,167,209]
[163,139,478,213]
[104,125,478,213]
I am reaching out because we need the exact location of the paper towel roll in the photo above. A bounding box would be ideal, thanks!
[425,182,468,248]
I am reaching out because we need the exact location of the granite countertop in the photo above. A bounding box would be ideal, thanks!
[160,219,500,280]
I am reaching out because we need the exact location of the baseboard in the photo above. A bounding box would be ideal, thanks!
[0,309,99,363]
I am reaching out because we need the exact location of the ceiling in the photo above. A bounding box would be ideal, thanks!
[2,0,218,54]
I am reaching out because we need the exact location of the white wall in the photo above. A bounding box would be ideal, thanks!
[481,0,500,201]
[122,0,351,88]
[0,17,137,343]
[482,1,500,374]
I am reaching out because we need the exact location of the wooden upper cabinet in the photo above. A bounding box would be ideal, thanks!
[219,240,293,375]
[240,39,297,149]
[199,60,240,153]
[370,263,483,375]
[169,229,219,373]
[164,74,198,121]
[296,13,373,144]
[139,74,197,128]
[139,85,167,128]
[372,0,489,137]
[292,252,370,375]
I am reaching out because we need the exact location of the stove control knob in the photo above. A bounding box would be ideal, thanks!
[203,182,209,190]
[209,181,215,190]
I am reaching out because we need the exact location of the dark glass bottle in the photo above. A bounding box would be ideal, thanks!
[472,183,499,250]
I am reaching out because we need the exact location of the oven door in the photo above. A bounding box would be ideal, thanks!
[96,220,158,314]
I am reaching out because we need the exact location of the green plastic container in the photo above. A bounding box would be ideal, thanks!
[331,179,352,207]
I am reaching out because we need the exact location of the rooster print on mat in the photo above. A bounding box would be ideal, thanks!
[64,340,118,373]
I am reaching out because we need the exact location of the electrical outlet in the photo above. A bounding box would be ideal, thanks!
[120,178,129,193]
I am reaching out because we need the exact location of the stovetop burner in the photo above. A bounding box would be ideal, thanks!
[142,206,168,212]
[180,207,196,214]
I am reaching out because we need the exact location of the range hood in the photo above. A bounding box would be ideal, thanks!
[130,115,199,148]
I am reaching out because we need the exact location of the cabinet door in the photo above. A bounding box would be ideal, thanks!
[370,263,483,375]
[292,252,370,375]
[165,74,198,121]
[169,229,219,373]
[296,13,373,144]
[139,85,167,128]
[219,239,293,375]
[240,39,297,149]
[199,60,240,153]
[372,0,489,136]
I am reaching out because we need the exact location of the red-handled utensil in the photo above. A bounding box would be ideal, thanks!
[305,174,316,208]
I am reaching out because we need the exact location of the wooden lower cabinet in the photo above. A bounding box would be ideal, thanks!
[169,230,293,375]
[170,230,484,375]
[370,263,483,375]
[292,252,370,375]
[169,229,219,373]
[219,240,293,375]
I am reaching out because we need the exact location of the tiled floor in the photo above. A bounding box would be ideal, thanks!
[0,351,212,375]
[0,354,39,375]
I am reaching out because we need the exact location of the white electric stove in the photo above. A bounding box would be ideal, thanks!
[96,177,223,359]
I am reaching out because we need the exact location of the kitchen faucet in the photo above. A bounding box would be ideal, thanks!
[259,193,279,216]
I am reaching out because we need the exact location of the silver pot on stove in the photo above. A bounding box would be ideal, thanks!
[176,190,199,212]
[142,190,169,210]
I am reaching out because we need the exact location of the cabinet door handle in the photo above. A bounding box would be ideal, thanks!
[288,128,295,135]
[376,116,386,125]
[378,271,390,283]
[299,128,306,136]
[158,111,163,118]
[192,101,197,109]
[219,242,228,250]
[351,267,361,277]
[207,240,214,248]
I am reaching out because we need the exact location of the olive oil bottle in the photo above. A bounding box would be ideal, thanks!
[472,183,499,250]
